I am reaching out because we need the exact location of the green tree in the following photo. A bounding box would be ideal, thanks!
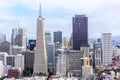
[96,68,102,75]
[23,67,33,76]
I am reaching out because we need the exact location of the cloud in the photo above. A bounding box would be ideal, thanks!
[0,0,120,41]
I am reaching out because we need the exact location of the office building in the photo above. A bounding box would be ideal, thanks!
[73,15,88,50]
[45,31,52,44]
[0,41,10,54]
[11,26,26,49]
[0,61,4,77]
[28,40,36,51]
[54,31,62,44]
[0,34,6,46]
[21,51,35,69]
[81,57,93,77]
[14,54,24,72]
[102,33,113,65]
[94,42,102,68]
[6,55,15,67]
[0,52,8,65]
[12,45,24,55]
[55,48,67,76]
[63,37,69,49]
[33,4,48,75]
[55,42,62,51]
[46,43,55,74]
[67,50,83,77]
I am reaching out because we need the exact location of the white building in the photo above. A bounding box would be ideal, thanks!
[55,49,67,76]
[0,61,4,77]
[12,45,25,55]
[14,54,24,72]
[6,55,15,67]
[0,52,8,65]
[4,66,11,76]
[102,33,113,65]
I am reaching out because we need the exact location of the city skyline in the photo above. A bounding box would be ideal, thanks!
[0,0,120,40]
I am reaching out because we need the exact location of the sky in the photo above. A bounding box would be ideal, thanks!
[0,0,120,41]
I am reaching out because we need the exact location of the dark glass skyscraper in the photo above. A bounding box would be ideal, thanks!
[73,15,88,50]
[54,31,62,44]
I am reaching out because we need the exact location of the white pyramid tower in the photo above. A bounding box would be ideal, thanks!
[33,4,48,75]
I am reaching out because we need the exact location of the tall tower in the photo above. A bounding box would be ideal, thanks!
[33,4,48,75]
[102,33,113,65]
[73,15,88,50]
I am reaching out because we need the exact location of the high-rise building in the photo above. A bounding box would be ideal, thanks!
[73,15,88,50]
[11,25,26,50]
[67,50,83,77]
[46,43,55,74]
[11,28,18,45]
[63,37,69,49]
[28,40,36,51]
[81,57,93,77]
[21,51,35,69]
[0,61,4,77]
[14,54,24,72]
[102,33,113,65]
[0,34,6,46]
[54,31,62,44]
[55,49,67,76]
[0,41,11,54]
[45,31,52,44]
[94,42,102,68]
[33,4,48,75]
[0,52,8,65]
[6,55,15,67]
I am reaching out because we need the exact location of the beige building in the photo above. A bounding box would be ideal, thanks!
[81,57,93,77]
[33,4,48,75]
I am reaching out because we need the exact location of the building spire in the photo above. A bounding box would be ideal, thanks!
[39,3,42,17]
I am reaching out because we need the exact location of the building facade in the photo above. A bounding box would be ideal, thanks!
[14,54,24,72]
[73,15,88,50]
[46,43,55,75]
[45,31,52,44]
[102,33,113,65]
[21,51,35,69]
[54,31,62,44]
[55,49,67,76]
[33,4,48,75]
[67,50,83,77]
[0,34,6,46]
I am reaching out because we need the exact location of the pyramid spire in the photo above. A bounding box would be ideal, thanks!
[39,3,42,17]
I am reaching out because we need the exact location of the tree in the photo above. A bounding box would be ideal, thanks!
[23,67,33,76]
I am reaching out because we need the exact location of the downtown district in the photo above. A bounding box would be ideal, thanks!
[0,5,120,80]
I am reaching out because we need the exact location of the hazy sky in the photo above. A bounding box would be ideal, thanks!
[0,0,120,41]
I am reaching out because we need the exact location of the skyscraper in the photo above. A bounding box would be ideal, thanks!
[0,34,6,46]
[11,25,26,49]
[45,31,52,44]
[54,31,62,44]
[33,4,48,75]
[73,15,88,50]
[102,33,113,65]
[46,43,55,74]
